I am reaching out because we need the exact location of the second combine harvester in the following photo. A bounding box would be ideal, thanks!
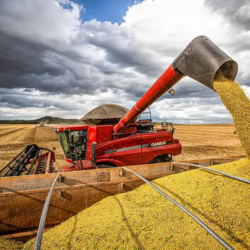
[54,36,238,172]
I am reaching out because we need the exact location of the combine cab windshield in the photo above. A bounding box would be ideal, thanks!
[57,130,87,160]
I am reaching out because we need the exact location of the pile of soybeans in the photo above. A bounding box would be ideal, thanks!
[23,159,250,250]
[22,79,250,250]
[0,237,23,250]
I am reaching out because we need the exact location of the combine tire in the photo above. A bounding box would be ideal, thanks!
[149,154,172,164]
[97,163,116,169]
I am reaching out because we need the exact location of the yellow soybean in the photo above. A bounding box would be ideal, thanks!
[0,237,23,250]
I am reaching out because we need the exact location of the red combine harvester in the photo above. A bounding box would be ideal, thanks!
[54,36,237,172]
[54,119,179,171]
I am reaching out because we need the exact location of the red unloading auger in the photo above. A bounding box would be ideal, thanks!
[113,36,238,134]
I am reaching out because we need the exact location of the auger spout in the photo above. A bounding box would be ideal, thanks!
[113,36,238,134]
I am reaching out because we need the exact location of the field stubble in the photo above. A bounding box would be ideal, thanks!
[173,124,243,161]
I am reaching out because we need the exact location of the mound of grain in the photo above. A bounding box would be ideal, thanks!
[24,158,250,250]
[35,127,57,142]
[0,237,23,250]
[214,79,250,156]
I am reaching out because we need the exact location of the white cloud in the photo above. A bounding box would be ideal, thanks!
[0,0,82,43]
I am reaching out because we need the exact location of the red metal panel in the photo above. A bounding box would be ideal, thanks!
[142,143,181,164]
[87,126,97,160]
[96,134,142,166]
[113,65,183,133]
[60,160,93,172]
[95,125,113,143]
[54,125,89,132]
[87,125,113,160]
[95,131,181,166]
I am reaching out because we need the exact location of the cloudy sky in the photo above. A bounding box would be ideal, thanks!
[0,0,250,121]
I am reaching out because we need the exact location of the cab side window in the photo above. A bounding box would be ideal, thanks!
[69,130,87,159]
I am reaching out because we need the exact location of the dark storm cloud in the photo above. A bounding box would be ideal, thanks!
[0,95,38,108]
[0,32,65,77]
[0,90,78,111]
[0,1,121,95]
[0,30,101,94]
[86,29,174,77]
[205,0,250,60]
[0,0,214,104]
[0,18,157,97]
[89,38,164,77]
[172,80,217,99]
[205,0,250,31]
[0,31,60,89]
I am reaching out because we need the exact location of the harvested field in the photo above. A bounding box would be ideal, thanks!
[16,127,36,144]
[0,125,31,145]
[34,127,58,142]
[173,124,243,162]
[0,124,243,171]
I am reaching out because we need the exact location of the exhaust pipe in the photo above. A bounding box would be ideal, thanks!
[113,36,238,133]
[173,36,238,89]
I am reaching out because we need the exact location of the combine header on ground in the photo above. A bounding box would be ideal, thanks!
[0,144,55,177]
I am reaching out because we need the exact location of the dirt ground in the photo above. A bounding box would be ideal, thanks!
[0,124,243,171]
[173,124,243,162]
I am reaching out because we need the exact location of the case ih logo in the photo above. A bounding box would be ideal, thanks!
[151,141,167,147]
[105,149,117,155]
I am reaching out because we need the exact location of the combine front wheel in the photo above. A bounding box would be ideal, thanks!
[97,163,116,169]
[149,154,172,164]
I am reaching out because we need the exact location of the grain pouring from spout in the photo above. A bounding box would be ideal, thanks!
[214,77,250,157]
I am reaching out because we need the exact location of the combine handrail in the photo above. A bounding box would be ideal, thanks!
[35,173,61,250]
[122,167,234,250]
[172,162,250,184]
